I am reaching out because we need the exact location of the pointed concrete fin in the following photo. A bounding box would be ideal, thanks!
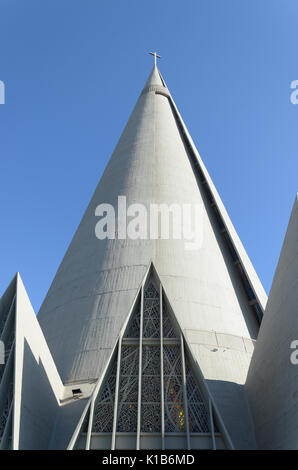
[0,274,17,332]
[69,263,233,450]
[0,275,16,449]
[0,273,64,449]
[246,194,298,449]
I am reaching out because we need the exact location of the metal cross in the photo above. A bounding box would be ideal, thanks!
[149,51,161,67]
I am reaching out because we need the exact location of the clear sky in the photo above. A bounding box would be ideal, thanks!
[0,0,297,312]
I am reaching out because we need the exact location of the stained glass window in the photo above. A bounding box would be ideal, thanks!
[89,275,212,446]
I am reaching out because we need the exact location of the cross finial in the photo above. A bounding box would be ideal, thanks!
[149,51,161,67]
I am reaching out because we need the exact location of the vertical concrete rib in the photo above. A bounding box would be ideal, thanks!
[86,400,95,450]
[180,335,190,450]
[160,283,165,450]
[136,284,144,450]
[111,337,122,450]
[208,397,216,450]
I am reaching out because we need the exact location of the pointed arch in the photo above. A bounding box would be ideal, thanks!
[69,263,234,450]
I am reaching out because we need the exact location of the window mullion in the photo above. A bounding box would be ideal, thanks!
[180,335,191,450]
[86,399,95,450]
[208,397,216,450]
[160,283,165,450]
[111,336,122,450]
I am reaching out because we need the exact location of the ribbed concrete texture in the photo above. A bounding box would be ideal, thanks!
[246,194,298,449]
[35,64,267,449]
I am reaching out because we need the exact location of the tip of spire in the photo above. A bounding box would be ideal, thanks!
[144,65,164,88]
[142,52,168,92]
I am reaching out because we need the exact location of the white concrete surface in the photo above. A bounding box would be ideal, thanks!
[246,194,298,449]
[13,273,64,449]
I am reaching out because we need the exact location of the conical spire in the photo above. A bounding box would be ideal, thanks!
[38,63,266,449]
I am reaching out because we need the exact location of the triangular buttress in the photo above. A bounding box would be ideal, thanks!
[0,275,16,449]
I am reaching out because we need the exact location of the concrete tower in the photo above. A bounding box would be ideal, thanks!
[0,61,267,449]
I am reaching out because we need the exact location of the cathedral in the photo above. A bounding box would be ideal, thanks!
[0,58,297,450]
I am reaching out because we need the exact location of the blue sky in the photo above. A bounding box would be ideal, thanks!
[0,0,297,312]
